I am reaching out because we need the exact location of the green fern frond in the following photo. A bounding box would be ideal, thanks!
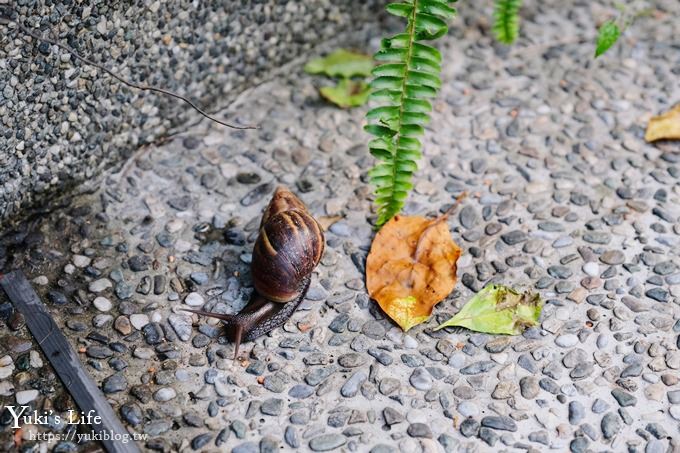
[493,0,522,44]
[365,0,457,227]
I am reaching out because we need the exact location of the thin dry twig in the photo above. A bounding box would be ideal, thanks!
[0,8,257,130]
[442,191,468,218]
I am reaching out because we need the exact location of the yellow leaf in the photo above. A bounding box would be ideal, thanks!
[366,213,461,331]
[389,297,431,331]
[645,104,680,142]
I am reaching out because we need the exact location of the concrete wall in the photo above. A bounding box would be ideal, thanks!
[0,0,383,224]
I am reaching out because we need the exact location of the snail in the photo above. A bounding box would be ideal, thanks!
[181,186,325,359]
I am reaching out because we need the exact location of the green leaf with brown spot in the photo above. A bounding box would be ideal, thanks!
[435,284,543,335]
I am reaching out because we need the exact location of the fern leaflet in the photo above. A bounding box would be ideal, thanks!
[365,0,457,227]
[493,0,522,44]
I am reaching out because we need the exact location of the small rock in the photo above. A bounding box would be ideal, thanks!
[308,434,346,451]
[89,279,112,293]
[153,388,176,402]
[185,292,205,306]
[409,368,433,391]
[15,390,39,405]
[481,415,517,432]
[93,297,112,312]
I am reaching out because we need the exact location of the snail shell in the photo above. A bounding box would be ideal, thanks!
[251,187,325,303]
[182,186,324,359]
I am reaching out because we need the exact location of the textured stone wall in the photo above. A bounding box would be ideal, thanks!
[0,0,383,223]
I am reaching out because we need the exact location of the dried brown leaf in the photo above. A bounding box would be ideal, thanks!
[366,214,461,331]
[646,104,680,142]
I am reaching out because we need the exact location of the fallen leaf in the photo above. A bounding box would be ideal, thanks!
[435,284,543,335]
[645,104,680,142]
[366,214,461,331]
[595,20,621,57]
[304,49,373,79]
[319,79,370,108]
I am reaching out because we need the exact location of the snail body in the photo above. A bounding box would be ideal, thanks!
[183,187,324,358]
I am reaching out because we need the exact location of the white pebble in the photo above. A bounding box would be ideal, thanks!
[29,351,43,368]
[184,292,205,306]
[642,373,660,384]
[582,262,599,277]
[555,307,571,321]
[670,406,680,421]
[0,355,13,367]
[457,254,472,268]
[89,278,112,293]
[555,334,579,348]
[166,219,184,233]
[93,297,112,312]
[403,335,418,349]
[130,314,150,330]
[32,276,49,286]
[457,401,479,417]
[133,348,154,359]
[406,410,427,424]
[153,387,177,401]
[386,328,403,344]
[0,381,14,396]
[448,352,466,368]
[0,364,14,379]
[93,314,113,327]
[596,334,609,349]
[64,264,76,275]
[15,389,39,405]
[72,255,91,268]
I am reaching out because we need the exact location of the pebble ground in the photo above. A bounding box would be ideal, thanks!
[0,0,382,222]
[1,0,680,452]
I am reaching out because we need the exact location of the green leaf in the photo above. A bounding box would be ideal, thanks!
[375,48,409,62]
[369,89,402,103]
[304,49,373,79]
[367,106,400,121]
[435,284,543,335]
[372,63,407,78]
[412,43,442,63]
[403,98,432,113]
[364,124,397,137]
[409,56,441,75]
[405,84,437,98]
[370,147,393,160]
[365,0,455,227]
[418,0,456,19]
[400,124,425,136]
[493,0,522,45]
[368,163,395,178]
[407,70,441,88]
[319,79,370,108]
[401,112,430,124]
[383,34,411,49]
[595,20,621,57]
[414,13,448,40]
[386,3,414,18]
[370,76,405,90]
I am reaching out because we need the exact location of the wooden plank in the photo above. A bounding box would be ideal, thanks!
[0,270,141,453]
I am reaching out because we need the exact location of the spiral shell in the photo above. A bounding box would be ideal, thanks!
[251,187,325,303]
